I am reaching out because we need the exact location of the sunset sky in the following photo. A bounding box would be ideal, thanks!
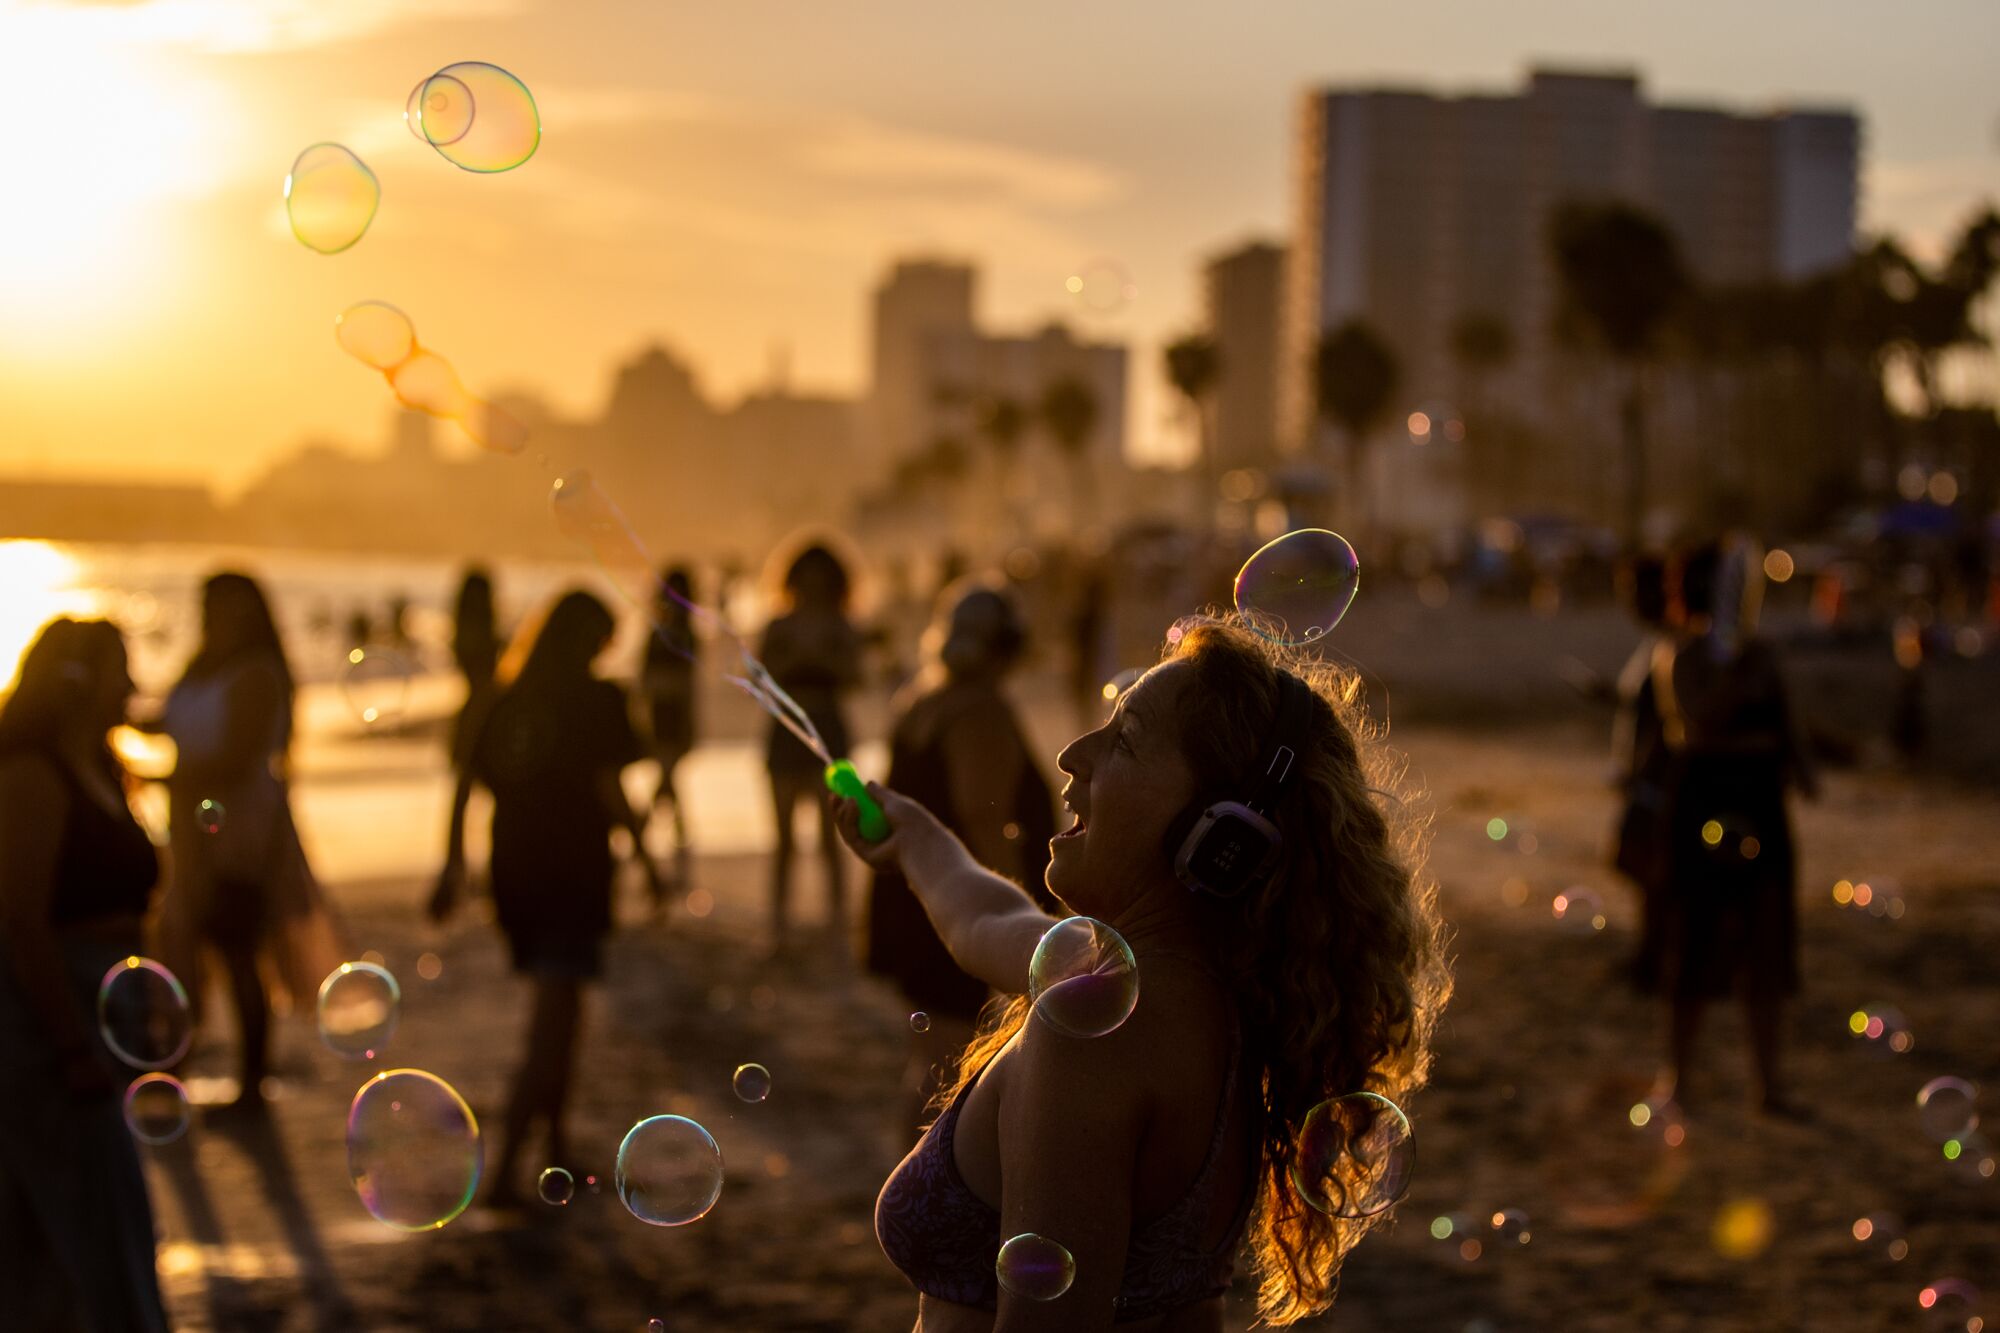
[1,0,1996,491]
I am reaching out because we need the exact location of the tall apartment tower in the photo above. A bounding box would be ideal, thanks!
[869,260,977,468]
[1203,240,1286,474]
[1280,68,1861,457]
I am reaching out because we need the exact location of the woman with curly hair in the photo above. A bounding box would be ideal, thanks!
[835,615,1451,1329]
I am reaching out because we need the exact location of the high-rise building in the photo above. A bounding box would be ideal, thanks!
[1202,240,1285,474]
[869,259,978,469]
[1281,67,1862,471]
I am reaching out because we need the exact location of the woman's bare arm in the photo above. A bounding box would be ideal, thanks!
[832,783,1054,995]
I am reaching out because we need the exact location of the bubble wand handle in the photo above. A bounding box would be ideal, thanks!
[824,760,887,842]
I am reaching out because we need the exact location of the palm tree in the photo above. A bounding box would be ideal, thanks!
[1163,334,1222,527]
[977,395,1030,540]
[1039,376,1101,529]
[1549,201,1689,545]
[1313,320,1400,541]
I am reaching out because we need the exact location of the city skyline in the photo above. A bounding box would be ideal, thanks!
[1,0,1997,492]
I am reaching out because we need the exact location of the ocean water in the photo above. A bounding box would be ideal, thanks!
[0,539,883,895]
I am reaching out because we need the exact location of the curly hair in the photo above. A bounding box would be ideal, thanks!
[936,614,1451,1324]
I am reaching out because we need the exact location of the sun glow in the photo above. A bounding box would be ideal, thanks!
[0,541,103,689]
[0,10,226,344]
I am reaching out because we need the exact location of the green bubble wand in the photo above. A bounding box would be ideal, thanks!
[550,471,888,841]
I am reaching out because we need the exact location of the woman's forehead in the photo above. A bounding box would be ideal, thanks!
[1123,661,1190,721]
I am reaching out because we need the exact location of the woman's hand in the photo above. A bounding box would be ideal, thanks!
[828,781,939,871]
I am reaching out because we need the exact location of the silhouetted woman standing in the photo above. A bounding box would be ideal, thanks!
[759,542,861,955]
[639,566,699,909]
[449,566,501,773]
[157,571,337,1112]
[865,580,1054,1137]
[432,590,657,1204]
[0,618,170,1330]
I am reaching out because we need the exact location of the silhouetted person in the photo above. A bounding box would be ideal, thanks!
[431,590,658,1206]
[0,618,171,1331]
[1611,553,1671,992]
[1653,541,1817,1116]
[758,542,861,956]
[864,581,1054,1137]
[639,566,698,910]
[449,567,501,775]
[1069,559,1110,726]
[156,572,338,1113]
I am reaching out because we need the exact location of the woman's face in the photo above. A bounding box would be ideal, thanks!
[1047,662,1199,916]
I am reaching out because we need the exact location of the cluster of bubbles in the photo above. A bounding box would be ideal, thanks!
[1851,1212,1910,1263]
[1427,1208,1528,1263]
[1290,1091,1415,1218]
[1233,529,1361,645]
[317,961,402,1060]
[996,1232,1077,1300]
[285,63,538,255]
[334,302,527,455]
[346,1069,483,1230]
[1847,1000,1915,1056]
[1027,916,1140,1039]
[732,1062,772,1104]
[1832,876,1907,921]
[404,62,541,173]
[615,1115,724,1227]
[196,798,226,834]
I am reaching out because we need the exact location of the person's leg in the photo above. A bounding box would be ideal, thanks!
[1746,991,1788,1113]
[768,777,798,953]
[1663,992,1703,1109]
[537,978,584,1168]
[665,757,692,892]
[493,975,573,1203]
[219,937,270,1105]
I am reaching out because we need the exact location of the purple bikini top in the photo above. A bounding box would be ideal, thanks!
[875,1024,1254,1321]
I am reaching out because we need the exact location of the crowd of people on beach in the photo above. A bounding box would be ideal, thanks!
[0,525,1835,1330]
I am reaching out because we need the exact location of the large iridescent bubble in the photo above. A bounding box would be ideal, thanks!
[1291,1091,1414,1218]
[97,956,193,1071]
[346,1069,482,1231]
[1027,916,1139,1039]
[616,1115,723,1226]
[996,1232,1076,1300]
[1234,529,1361,645]
[317,961,401,1059]
[284,143,378,254]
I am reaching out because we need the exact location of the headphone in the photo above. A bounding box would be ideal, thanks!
[1172,670,1315,899]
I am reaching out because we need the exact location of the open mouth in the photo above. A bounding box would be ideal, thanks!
[1055,812,1087,841]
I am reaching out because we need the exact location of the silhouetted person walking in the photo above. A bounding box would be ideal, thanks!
[864,581,1055,1137]
[639,566,698,910]
[155,572,338,1113]
[432,590,659,1206]
[758,543,861,956]
[1611,553,1671,992]
[449,566,501,775]
[1653,540,1816,1116]
[0,618,171,1331]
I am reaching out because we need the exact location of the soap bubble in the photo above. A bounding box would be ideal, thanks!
[317,962,401,1059]
[346,1069,482,1231]
[1292,1091,1414,1218]
[461,398,528,454]
[1234,529,1362,645]
[1488,1207,1531,1246]
[1917,1278,1983,1331]
[909,1012,931,1034]
[538,1166,575,1205]
[407,72,475,146]
[284,143,378,254]
[1917,1077,1979,1143]
[1851,1212,1910,1263]
[97,956,193,1071]
[1028,916,1139,1039]
[341,647,413,730]
[1065,258,1134,315]
[616,1115,723,1226]
[1552,888,1607,933]
[123,1073,191,1145]
[996,1232,1076,1300]
[387,348,472,420]
[732,1063,771,1103]
[335,301,416,371]
[1943,1132,1996,1183]
[196,799,225,834]
[422,62,539,173]
[648,1321,665,1333]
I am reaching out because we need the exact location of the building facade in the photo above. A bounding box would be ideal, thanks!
[1203,239,1286,475]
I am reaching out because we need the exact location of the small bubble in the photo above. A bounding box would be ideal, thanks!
[996,1232,1076,1300]
[538,1166,574,1205]
[196,799,225,834]
[909,1011,931,1033]
[732,1063,772,1104]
